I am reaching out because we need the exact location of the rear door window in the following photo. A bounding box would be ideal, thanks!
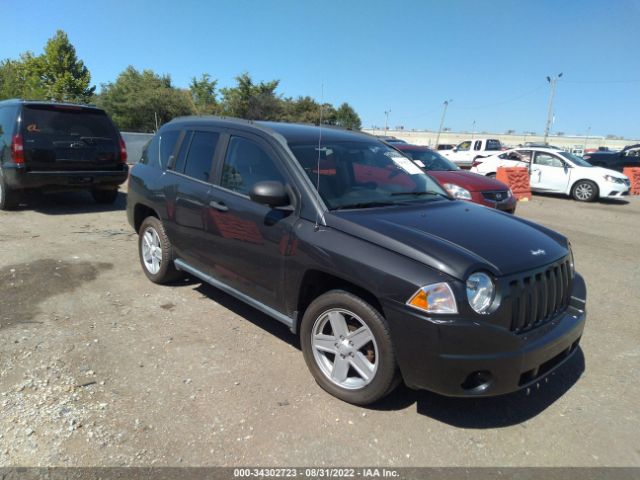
[160,130,181,170]
[183,131,219,183]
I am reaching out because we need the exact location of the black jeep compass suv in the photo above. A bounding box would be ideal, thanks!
[0,99,128,209]
[126,117,587,405]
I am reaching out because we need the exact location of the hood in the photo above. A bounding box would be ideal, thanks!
[590,166,628,179]
[326,200,568,280]
[428,170,509,191]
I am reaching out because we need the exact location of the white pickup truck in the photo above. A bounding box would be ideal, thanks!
[439,138,504,168]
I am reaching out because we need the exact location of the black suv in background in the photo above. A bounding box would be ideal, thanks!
[0,100,128,209]
[127,117,587,405]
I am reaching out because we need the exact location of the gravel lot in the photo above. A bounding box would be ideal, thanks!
[0,189,639,467]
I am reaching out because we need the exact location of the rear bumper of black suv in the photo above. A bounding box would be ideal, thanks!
[385,273,587,397]
[3,165,128,190]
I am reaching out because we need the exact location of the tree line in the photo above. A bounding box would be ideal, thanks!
[0,30,362,132]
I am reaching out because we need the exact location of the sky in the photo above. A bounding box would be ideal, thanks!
[2,0,639,139]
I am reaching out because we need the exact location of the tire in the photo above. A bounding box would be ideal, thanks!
[487,172,496,179]
[300,290,400,405]
[571,180,598,202]
[92,188,119,204]
[0,170,19,210]
[138,216,183,284]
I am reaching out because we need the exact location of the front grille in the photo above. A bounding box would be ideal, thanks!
[508,258,572,333]
[481,190,509,202]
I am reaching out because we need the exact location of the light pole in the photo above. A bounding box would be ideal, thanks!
[435,99,452,149]
[583,126,591,151]
[543,73,562,145]
[471,120,476,141]
[384,110,391,136]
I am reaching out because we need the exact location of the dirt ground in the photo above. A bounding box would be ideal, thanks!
[0,188,639,467]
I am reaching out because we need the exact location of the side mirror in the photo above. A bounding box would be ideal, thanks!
[452,147,458,152]
[249,181,290,208]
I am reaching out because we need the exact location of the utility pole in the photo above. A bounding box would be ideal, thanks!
[384,110,391,136]
[435,99,452,149]
[583,126,591,151]
[471,120,476,141]
[543,73,562,145]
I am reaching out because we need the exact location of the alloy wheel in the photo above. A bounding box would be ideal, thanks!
[141,227,162,274]
[311,308,378,390]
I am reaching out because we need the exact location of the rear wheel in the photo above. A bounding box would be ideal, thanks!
[138,216,183,284]
[300,290,400,405]
[92,188,119,204]
[572,180,598,202]
[0,171,19,210]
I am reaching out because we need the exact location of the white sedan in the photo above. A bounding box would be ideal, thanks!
[470,147,631,202]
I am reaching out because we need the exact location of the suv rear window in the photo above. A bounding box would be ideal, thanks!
[21,105,118,141]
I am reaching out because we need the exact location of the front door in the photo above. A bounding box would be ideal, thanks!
[530,151,570,192]
[206,133,295,310]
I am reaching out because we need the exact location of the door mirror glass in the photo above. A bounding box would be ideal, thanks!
[249,181,290,207]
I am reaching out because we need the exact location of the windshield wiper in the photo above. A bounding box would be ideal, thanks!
[331,201,404,210]
[390,191,450,199]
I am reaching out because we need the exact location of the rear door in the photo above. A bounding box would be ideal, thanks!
[165,129,220,271]
[21,104,121,171]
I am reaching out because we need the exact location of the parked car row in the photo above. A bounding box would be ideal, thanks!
[0,100,589,406]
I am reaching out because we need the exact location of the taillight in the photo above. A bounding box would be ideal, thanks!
[11,134,25,165]
[119,136,128,164]
[471,159,483,168]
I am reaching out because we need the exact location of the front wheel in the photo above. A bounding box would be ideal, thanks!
[300,290,400,405]
[572,180,598,202]
[138,216,183,284]
[487,172,496,179]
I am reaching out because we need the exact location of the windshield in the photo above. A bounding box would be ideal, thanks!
[401,148,460,171]
[288,140,450,210]
[559,151,593,167]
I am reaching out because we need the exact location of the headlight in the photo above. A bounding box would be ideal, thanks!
[443,183,472,200]
[466,272,495,314]
[507,188,513,198]
[407,282,458,314]
[603,175,622,184]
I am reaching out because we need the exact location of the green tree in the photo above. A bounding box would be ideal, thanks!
[189,73,218,115]
[0,30,93,102]
[220,73,281,120]
[37,30,95,102]
[333,102,361,130]
[97,66,195,132]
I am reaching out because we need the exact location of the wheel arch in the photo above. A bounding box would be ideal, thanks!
[295,269,383,335]
[133,203,160,233]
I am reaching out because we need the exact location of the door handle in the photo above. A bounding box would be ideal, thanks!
[209,200,228,212]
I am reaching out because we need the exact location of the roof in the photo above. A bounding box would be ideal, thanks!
[0,99,101,110]
[167,116,374,143]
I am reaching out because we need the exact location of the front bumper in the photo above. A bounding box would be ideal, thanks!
[601,184,630,198]
[384,273,587,397]
[3,165,128,191]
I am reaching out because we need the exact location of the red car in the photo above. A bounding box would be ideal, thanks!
[394,144,517,213]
